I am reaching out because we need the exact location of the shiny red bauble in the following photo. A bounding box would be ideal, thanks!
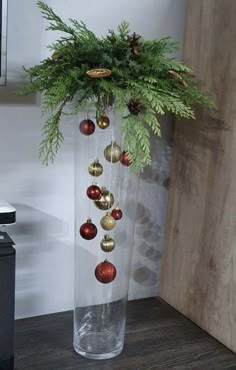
[111,207,123,220]
[95,260,117,284]
[80,219,97,240]
[86,184,102,200]
[120,151,132,166]
[79,119,95,136]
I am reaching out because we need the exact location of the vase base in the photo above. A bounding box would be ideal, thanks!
[73,331,124,360]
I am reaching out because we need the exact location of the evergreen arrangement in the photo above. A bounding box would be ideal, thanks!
[20,1,214,171]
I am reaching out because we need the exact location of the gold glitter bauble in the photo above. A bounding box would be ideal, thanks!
[94,187,114,210]
[104,141,121,163]
[88,160,103,177]
[100,234,115,252]
[96,115,110,130]
[100,213,116,231]
[86,68,112,78]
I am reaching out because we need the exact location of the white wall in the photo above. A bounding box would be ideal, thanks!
[0,0,185,318]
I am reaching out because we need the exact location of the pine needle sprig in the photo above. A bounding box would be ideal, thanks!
[118,21,130,40]
[121,115,151,172]
[37,1,75,36]
[20,2,215,171]
[39,106,64,165]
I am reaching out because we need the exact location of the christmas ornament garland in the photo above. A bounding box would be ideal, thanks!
[20,1,214,172]
[77,107,131,284]
[77,112,127,284]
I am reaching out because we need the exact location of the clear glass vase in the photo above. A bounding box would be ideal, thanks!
[74,106,140,360]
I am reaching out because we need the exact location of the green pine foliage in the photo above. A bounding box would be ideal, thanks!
[20,1,214,171]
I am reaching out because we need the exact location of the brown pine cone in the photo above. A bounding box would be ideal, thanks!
[132,45,143,56]
[168,70,188,87]
[51,52,61,60]
[179,79,188,87]
[127,32,142,56]
[127,98,144,115]
[127,32,141,46]
[168,70,181,79]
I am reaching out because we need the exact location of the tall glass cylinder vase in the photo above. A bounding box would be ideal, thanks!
[74,106,140,360]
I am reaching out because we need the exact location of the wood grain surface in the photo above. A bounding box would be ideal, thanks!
[15,298,236,370]
[160,0,236,353]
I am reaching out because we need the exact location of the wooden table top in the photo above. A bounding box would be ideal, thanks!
[15,298,236,369]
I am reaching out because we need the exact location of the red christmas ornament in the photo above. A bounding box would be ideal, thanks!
[79,119,95,136]
[95,260,117,284]
[80,219,97,240]
[120,151,132,166]
[111,207,123,220]
[86,184,102,200]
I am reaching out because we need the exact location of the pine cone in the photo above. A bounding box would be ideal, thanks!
[168,70,181,79]
[132,45,142,56]
[51,52,61,60]
[127,98,144,115]
[179,79,188,87]
[168,70,188,87]
[127,32,141,46]
[127,32,142,56]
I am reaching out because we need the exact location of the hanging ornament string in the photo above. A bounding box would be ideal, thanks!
[112,109,121,206]
[95,107,99,160]
[117,132,123,206]
[111,108,115,143]
[86,112,91,218]
[88,137,92,218]
[108,115,114,195]
[95,131,98,161]
[85,102,89,120]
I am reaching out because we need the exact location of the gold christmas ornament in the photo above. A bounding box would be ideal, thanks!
[104,141,121,163]
[86,68,112,78]
[96,115,110,130]
[94,187,114,210]
[100,234,115,252]
[100,213,116,231]
[88,159,103,177]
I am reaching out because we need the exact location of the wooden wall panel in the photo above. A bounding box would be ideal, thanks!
[160,0,236,352]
